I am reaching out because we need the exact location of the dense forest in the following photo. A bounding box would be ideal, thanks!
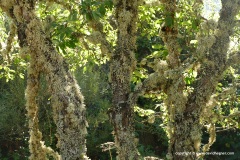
[0,0,240,160]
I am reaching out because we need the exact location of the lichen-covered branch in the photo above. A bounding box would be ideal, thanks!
[86,20,113,56]
[223,111,240,119]
[26,55,49,160]
[142,0,161,7]
[1,23,16,63]
[168,1,240,159]
[0,0,89,159]
[226,51,240,67]
[202,124,216,153]
[185,0,240,132]
[72,19,113,57]
[26,56,60,160]
[129,64,168,107]
[26,17,89,160]
[160,0,180,69]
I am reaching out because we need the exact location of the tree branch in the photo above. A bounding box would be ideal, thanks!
[129,71,168,107]
[185,0,240,114]
[41,0,73,10]
[1,23,16,64]
[223,111,240,119]
[87,20,113,57]
[142,0,161,7]
[202,124,216,153]
[226,51,240,67]
[73,31,113,57]
[0,1,89,159]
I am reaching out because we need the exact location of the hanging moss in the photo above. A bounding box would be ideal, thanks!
[1,23,16,63]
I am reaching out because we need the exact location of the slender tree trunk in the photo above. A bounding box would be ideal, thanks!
[26,53,60,160]
[0,1,88,159]
[109,0,140,159]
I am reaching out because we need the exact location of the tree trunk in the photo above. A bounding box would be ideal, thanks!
[25,19,88,159]
[0,1,89,159]
[109,0,140,159]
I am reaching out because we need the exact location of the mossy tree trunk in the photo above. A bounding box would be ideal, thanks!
[0,0,88,159]
[109,0,140,159]
[159,0,240,159]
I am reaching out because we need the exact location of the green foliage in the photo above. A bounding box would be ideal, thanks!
[80,0,113,21]
[165,13,174,27]
[37,76,57,150]
[134,96,168,158]
[0,77,29,159]
[37,1,113,71]
[138,145,156,157]
[202,129,240,160]
[0,59,27,82]
[0,64,15,81]
[138,5,162,38]
[184,69,197,85]
[75,63,114,159]
[0,12,27,82]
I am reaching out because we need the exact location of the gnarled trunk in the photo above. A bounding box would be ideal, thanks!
[161,0,240,159]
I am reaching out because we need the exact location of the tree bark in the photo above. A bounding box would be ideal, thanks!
[109,0,140,159]
[0,1,89,159]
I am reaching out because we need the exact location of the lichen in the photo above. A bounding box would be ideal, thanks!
[13,5,23,22]
[0,0,15,13]
[87,31,104,45]
[153,59,168,73]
